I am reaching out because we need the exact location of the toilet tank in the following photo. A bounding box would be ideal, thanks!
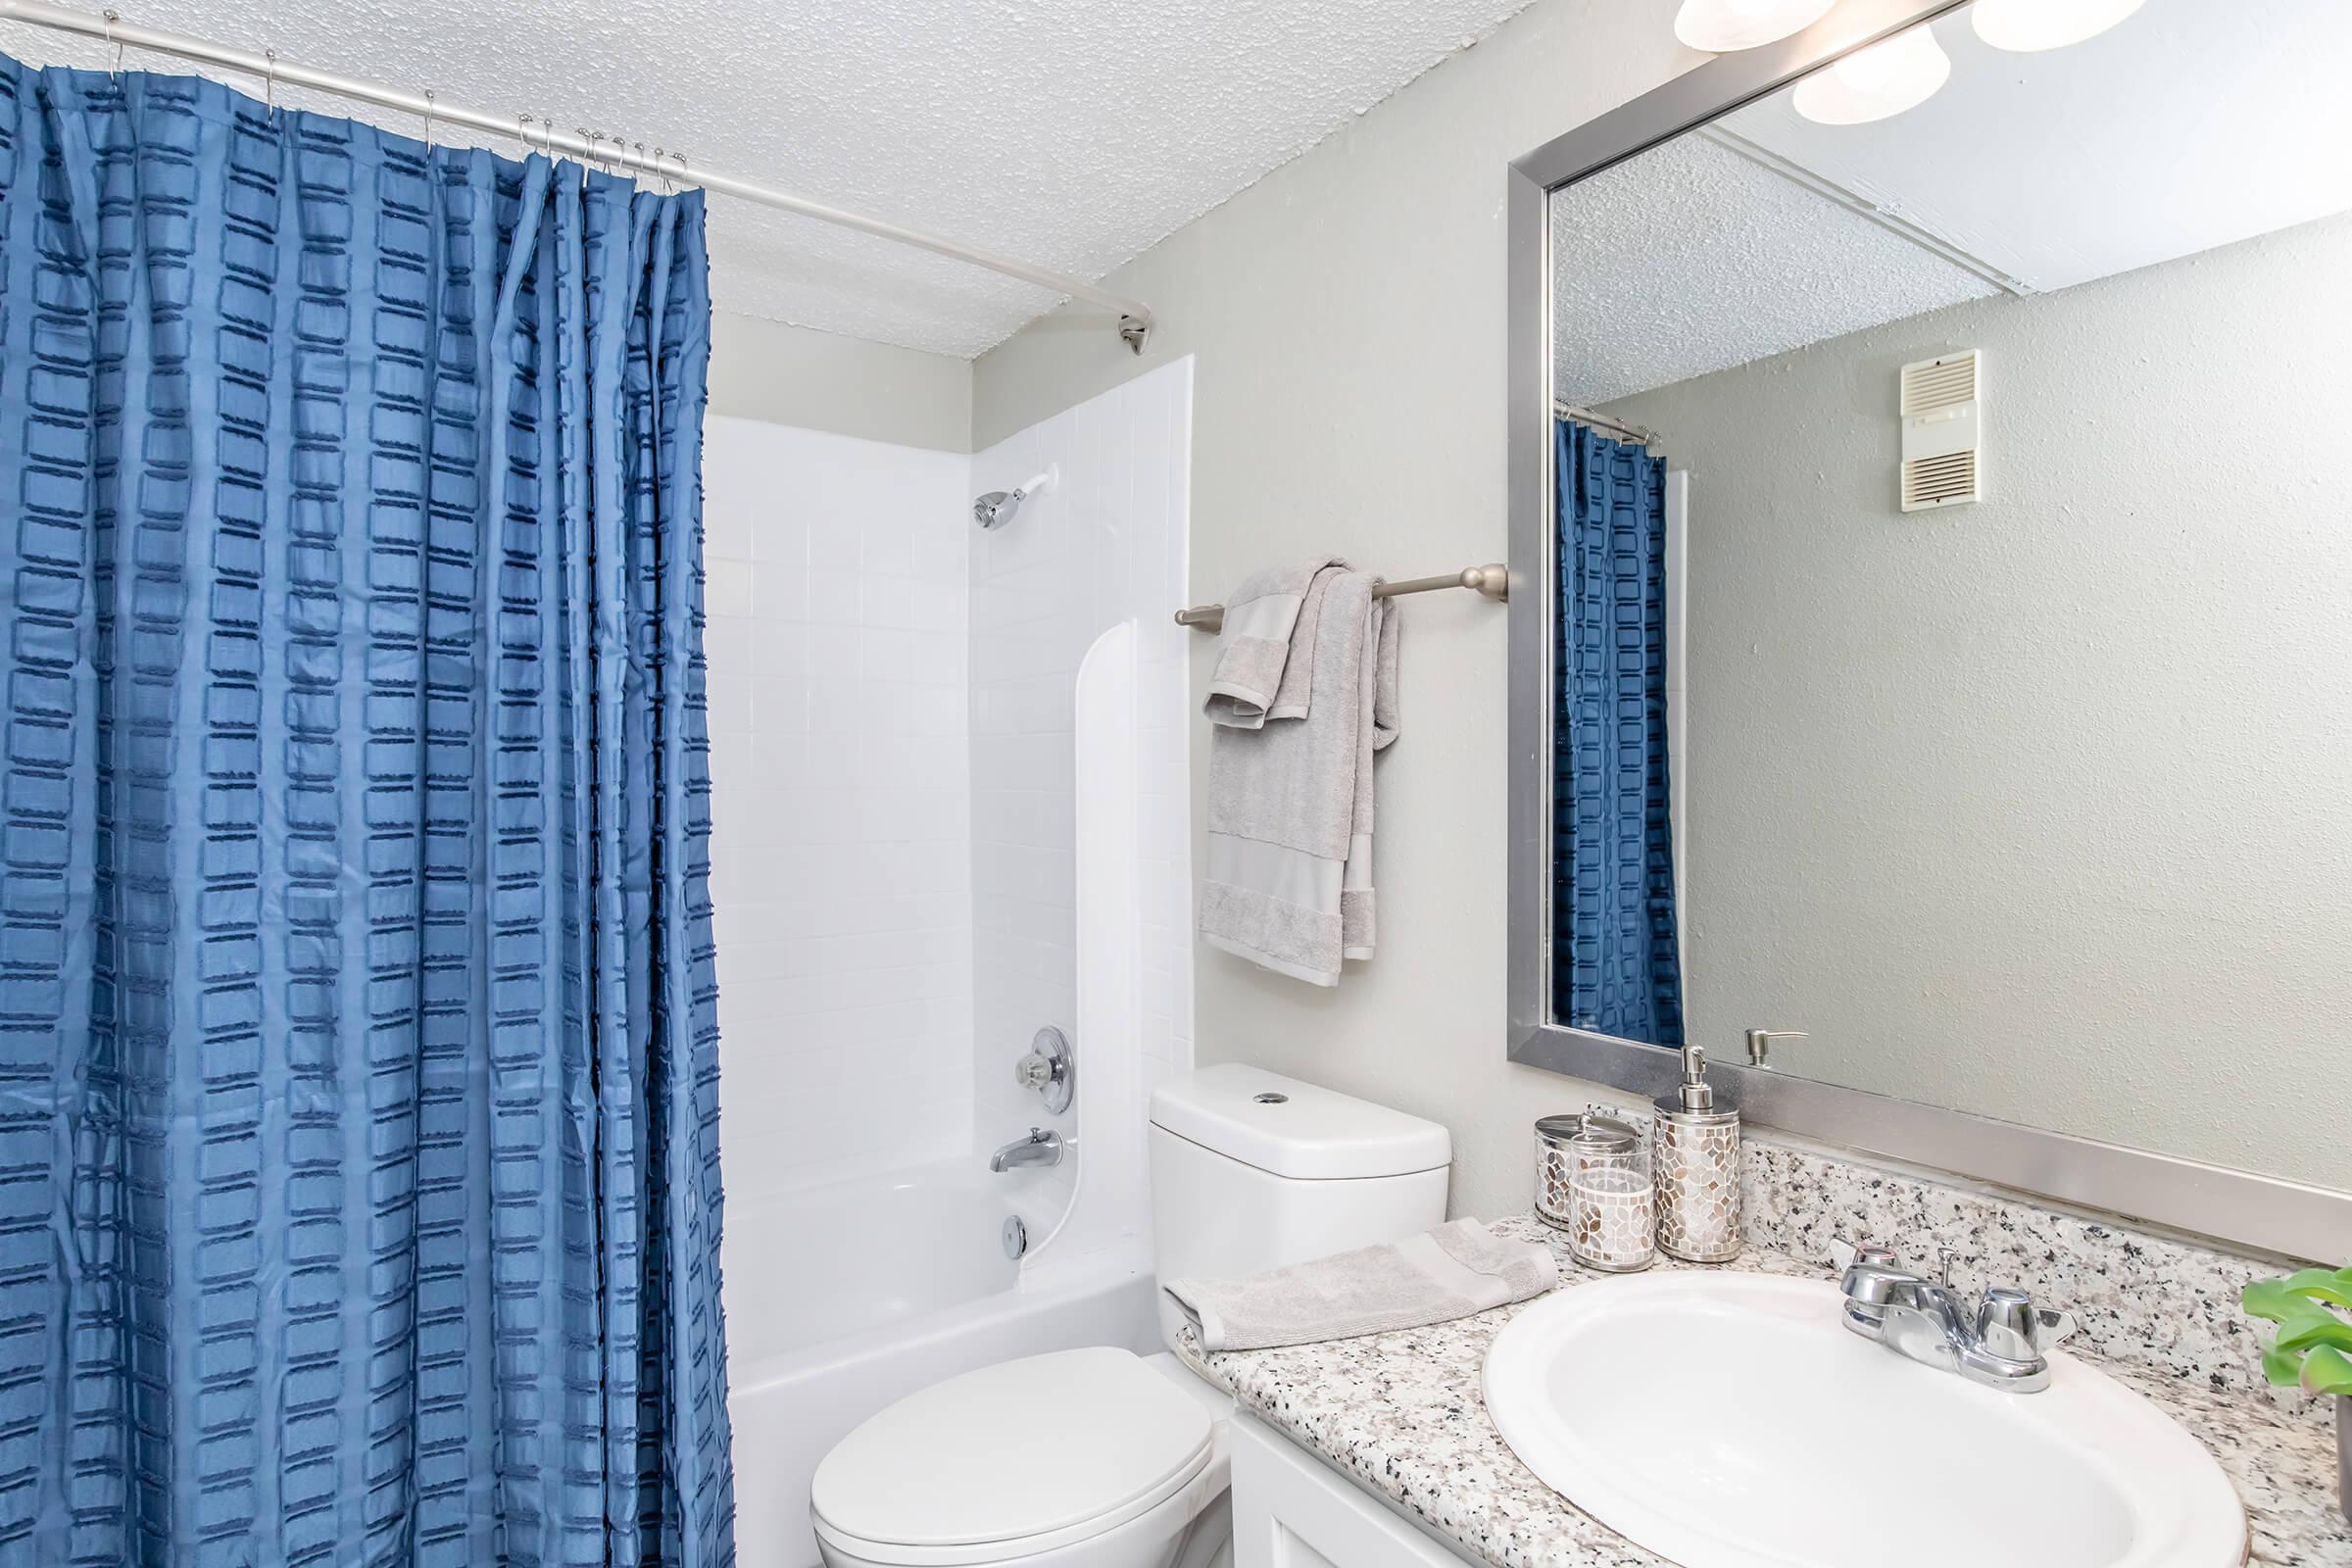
[1148,1064,1451,1352]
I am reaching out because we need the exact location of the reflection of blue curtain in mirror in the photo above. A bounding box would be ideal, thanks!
[1553,420,1683,1046]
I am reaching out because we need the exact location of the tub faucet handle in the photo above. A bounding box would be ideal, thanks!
[1013,1025,1074,1113]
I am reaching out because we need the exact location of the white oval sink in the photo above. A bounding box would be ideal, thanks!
[1483,1271,2246,1568]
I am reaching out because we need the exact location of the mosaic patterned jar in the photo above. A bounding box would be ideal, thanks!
[1535,1112,1655,1272]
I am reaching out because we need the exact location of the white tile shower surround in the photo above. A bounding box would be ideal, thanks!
[969,360,1197,1254]
[701,416,977,1203]
[700,366,1195,1258]
[705,396,1186,1568]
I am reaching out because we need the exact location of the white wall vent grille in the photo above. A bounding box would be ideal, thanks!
[1901,449,1979,509]
[1899,350,1984,513]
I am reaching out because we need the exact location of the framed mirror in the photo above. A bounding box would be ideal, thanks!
[1505,0,2352,1259]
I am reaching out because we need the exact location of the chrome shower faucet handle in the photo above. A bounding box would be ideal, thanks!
[1012,1024,1074,1113]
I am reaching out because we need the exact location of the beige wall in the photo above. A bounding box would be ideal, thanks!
[710,312,973,453]
[974,0,1703,1221]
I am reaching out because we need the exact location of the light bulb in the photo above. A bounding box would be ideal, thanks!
[1792,24,1952,124]
[1673,0,1837,53]
[1972,0,2146,52]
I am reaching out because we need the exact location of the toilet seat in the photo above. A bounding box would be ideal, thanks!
[811,1347,1215,1567]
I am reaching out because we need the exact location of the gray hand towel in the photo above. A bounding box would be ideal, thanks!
[1342,592,1399,960]
[1203,555,1346,729]
[1165,1219,1557,1353]
[1200,568,1398,985]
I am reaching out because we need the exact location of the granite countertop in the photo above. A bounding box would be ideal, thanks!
[1178,1214,2352,1568]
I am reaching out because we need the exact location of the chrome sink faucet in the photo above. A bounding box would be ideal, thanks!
[989,1127,1064,1173]
[1830,1239,2078,1394]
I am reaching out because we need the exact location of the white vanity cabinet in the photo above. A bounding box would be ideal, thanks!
[1231,1412,1477,1568]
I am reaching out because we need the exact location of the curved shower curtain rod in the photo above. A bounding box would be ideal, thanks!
[0,0,1157,354]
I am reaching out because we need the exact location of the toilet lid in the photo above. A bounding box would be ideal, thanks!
[811,1347,1213,1555]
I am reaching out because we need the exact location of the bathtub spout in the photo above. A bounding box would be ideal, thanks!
[989,1128,1064,1173]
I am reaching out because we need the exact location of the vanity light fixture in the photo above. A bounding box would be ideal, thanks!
[1972,0,2146,52]
[1792,24,1951,124]
[1672,0,1836,54]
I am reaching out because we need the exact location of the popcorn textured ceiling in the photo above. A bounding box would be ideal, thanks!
[0,0,1542,357]
[1551,133,1996,410]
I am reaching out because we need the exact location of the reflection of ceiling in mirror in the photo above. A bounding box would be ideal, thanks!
[1549,134,1997,407]
[1724,0,2352,293]
[1552,0,2352,409]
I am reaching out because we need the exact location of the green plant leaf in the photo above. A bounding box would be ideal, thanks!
[2300,1345,2352,1396]
[2244,1268,2352,1387]
[2262,1343,2308,1388]
[2244,1277,2303,1323]
[2274,1310,2352,1356]
[2278,1267,2352,1310]
[2265,1299,2336,1333]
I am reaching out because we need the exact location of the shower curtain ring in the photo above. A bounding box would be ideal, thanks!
[101,9,123,79]
[264,48,278,115]
[420,88,435,156]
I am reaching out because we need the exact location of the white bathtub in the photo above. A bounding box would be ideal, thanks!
[724,1160,1161,1568]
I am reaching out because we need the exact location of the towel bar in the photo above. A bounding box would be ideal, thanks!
[1174,564,1507,634]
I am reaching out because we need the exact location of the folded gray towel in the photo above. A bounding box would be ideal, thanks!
[1200,568,1400,986]
[1164,1219,1557,1352]
[1343,586,1398,960]
[1203,555,1346,729]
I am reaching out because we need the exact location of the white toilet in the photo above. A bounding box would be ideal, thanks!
[808,1064,1450,1568]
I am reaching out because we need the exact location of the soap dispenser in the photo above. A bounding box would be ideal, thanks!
[1653,1045,1741,1263]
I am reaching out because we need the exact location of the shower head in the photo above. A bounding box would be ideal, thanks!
[973,467,1056,530]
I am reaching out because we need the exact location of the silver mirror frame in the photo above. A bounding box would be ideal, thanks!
[1504,0,2351,1263]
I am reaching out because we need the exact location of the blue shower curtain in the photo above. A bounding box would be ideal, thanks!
[1553,419,1683,1047]
[0,59,733,1566]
